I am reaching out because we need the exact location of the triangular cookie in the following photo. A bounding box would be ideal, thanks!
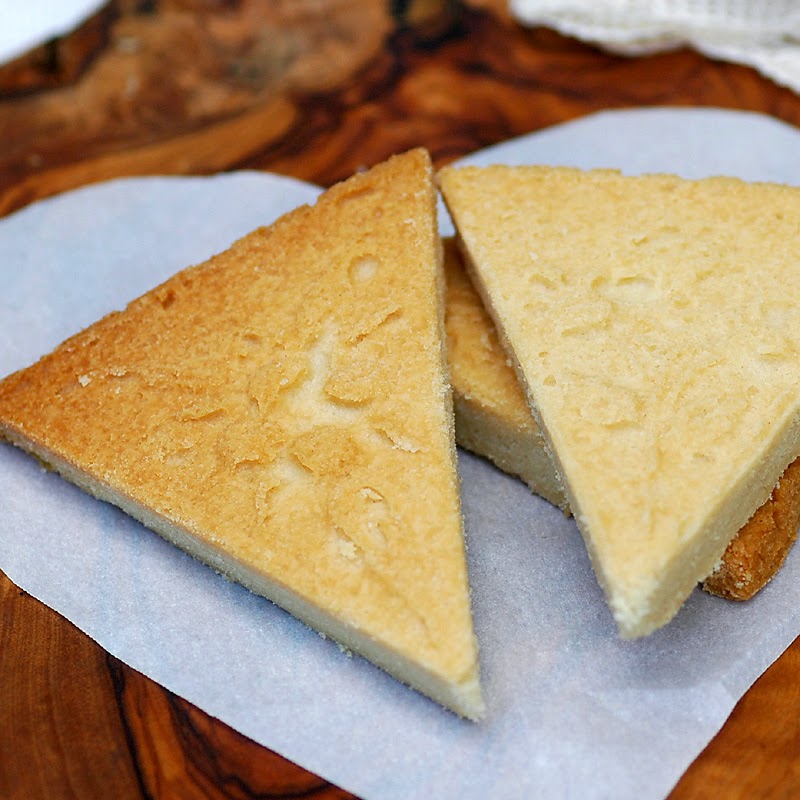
[442,235,800,604]
[0,149,483,718]
[439,165,800,637]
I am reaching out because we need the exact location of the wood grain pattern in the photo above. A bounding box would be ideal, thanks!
[0,570,354,800]
[1,1,799,797]
[674,636,800,799]
[0,572,143,800]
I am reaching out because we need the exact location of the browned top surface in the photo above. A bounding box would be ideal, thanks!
[1,1,799,797]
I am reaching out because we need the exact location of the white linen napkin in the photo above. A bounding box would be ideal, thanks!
[511,0,800,92]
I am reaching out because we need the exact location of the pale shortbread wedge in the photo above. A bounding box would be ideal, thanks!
[442,236,800,603]
[0,149,483,718]
[439,165,800,638]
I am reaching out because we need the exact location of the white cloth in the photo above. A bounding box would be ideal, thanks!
[510,0,800,92]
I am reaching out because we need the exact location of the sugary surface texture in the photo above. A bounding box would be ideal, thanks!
[0,149,482,716]
[440,165,800,636]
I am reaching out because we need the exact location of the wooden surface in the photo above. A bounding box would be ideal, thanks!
[1,1,800,797]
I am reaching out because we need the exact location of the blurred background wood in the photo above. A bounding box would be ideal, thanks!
[1,1,799,797]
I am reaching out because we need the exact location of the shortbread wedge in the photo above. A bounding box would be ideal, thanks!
[442,237,800,602]
[439,165,800,638]
[0,149,483,719]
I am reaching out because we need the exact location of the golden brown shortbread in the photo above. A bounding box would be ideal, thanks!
[0,150,483,718]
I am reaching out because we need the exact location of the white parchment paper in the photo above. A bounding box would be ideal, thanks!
[2,108,800,800]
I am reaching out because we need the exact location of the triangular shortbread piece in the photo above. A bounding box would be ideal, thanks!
[0,149,483,718]
[439,165,800,637]
[442,236,800,603]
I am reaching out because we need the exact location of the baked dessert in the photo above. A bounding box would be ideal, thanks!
[439,165,800,637]
[0,149,484,719]
[442,237,800,602]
